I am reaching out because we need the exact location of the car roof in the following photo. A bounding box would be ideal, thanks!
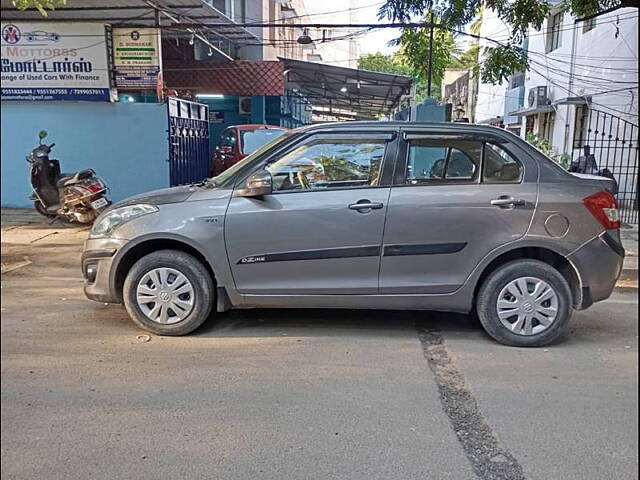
[294,121,510,134]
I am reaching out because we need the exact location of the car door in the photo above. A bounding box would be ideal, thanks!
[379,131,538,294]
[225,131,397,295]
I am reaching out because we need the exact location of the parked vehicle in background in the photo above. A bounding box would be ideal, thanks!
[212,124,287,175]
[28,131,110,224]
[82,122,624,347]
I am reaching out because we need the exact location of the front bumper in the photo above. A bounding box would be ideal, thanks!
[568,231,625,307]
[82,237,129,303]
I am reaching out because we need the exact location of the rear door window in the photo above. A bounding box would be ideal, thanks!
[482,143,523,183]
[406,140,482,184]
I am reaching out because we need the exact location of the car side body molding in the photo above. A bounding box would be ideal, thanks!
[236,242,468,265]
[383,243,467,256]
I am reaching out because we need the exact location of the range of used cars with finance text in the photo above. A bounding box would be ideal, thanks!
[82,122,624,347]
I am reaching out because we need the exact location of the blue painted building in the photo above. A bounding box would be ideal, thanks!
[1,102,170,207]
[0,3,314,209]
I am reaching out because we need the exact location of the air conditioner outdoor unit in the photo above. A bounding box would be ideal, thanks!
[239,96,252,114]
[528,86,550,109]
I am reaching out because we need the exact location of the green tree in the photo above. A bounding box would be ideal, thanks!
[378,0,627,84]
[358,15,458,102]
[11,0,65,16]
[358,52,414,78]
[393,19,456,97]
[359,51,436,102]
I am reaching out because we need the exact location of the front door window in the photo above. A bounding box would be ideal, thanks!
[267,138,386,191]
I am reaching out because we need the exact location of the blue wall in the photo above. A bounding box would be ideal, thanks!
[1,102,170,207]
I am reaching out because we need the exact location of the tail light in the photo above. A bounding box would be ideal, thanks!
[85,182,104,193]
[583,190,620,229]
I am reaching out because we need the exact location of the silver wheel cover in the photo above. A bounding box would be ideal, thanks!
[496,276,559,336]
[136,267,195,324]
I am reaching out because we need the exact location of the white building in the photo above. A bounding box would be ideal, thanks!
[304,0,361,68]
[476,5,639,222]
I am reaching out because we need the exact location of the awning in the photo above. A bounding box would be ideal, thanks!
[477,116,503,125]
[279,57,413,121]
[552,96,592,106]
[509,104,555,116]
[0,0,259,60]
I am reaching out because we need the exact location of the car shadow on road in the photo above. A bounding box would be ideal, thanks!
[195,307,482,340]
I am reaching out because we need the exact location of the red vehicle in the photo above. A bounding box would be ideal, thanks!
[212,124,288,175]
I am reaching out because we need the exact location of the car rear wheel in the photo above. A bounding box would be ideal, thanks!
[476,259,573,347]
[123,250,214,336]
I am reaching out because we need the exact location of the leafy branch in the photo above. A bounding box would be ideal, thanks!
[11,0,66,17]
[378,0,629,84]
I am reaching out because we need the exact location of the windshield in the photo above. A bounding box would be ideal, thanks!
[241,128,287,154]
[209,131,293,187]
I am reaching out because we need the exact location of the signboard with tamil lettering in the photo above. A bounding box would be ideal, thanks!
[113,28,162,89]
[0,22,113,101]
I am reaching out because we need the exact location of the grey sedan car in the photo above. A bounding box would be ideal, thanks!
[82,122,624,346]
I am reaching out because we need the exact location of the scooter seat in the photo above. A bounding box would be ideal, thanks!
[57,169,95,187]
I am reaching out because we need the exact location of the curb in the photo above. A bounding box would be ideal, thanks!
[620,269,638,283]
[615,285,638,293]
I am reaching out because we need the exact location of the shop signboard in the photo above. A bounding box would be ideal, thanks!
[0,22,113,101]
[113,28,162,89]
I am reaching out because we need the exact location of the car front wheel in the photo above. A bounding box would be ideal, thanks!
[476,259,573,347]
[123,249,214,336]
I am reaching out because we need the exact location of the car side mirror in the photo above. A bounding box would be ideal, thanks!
[38,130,48,144]
[235,170,272,197]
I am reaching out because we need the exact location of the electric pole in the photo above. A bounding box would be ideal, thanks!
[427,11,434,97]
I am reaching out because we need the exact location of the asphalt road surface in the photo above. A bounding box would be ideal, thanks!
[1,211,637,480]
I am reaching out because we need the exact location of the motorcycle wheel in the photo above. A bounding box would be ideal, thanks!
[34,201,56,218]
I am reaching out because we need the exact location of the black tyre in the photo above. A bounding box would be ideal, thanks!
[34,201,56,218]
[123,249,215,336]
[476,259,573,347]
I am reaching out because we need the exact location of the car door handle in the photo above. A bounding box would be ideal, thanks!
[491,196,526,208]
[348,201,384,211]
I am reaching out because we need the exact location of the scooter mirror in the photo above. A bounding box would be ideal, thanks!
[38,130,48,143]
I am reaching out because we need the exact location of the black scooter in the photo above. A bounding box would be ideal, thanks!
[27,131,111,224]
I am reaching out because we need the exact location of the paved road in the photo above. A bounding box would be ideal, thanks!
[1,211,637,480]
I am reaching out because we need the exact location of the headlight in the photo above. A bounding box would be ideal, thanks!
[90,204,158,238]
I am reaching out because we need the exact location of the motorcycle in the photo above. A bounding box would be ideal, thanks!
[27,130,111,224]
[569,144,619,195]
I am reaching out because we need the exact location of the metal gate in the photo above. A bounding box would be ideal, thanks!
[573,108,639,224]
[168,97,210,186]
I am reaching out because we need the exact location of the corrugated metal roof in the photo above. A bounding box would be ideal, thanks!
[279,57,413,120]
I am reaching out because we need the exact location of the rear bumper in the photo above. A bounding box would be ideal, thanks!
[568,231,625,307]
[81,238,128,304]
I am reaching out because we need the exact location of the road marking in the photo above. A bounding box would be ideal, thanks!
[417,325,526,480]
